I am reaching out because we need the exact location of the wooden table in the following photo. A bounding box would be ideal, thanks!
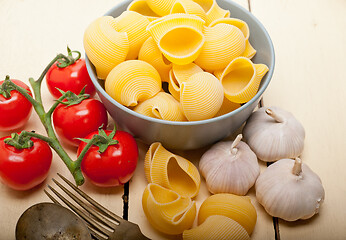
[1,0,346,239]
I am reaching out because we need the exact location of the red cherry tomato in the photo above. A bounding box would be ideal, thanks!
[77,130,138,187]
[53,98,108,147]
[0,79,33,132]
[0,134,52,190]
[46,59,96,98]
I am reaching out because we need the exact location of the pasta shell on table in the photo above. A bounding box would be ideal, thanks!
[142,183,197,235]
[214,97,241,117]
[147,0,177,16]
[214,57,269,103]
[147,13,205,65]
[133,92,187,121]
[183,215,250,240]
[170,0,207,22]
[105,60,161,107]
[194,24,246,72]
[127,0,160,21]
[144,142,201,198]
[138,37,171,83]
[180,72,224,121]
[192,0,230,25]
[113,11,150,60]
[198,193,257,235]
[83,16,129,79]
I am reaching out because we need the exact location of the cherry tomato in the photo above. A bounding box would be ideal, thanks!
[46,59,96,98]
[0,134,52,190]
[53,98,108,147]
[0,79,33,132]
[77,130,138,187]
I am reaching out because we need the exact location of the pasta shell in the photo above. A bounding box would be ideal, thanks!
[180,72,224,121]
[105,60,161,107]
[241,40,257,59]
[83,16,129,79]
[147,0,176,16]
[147,13,205,65]
[214,97,241,117]
[194,24,245,71]
[183,215,250,240]
[142,183,197,235]
[168,63,203,100]
[134,92,187,121]
[113,11,150,60]
[144,142,201,198]
[198,193,257,235]
[138,37,171,83]
[170,0,207,22]
[127,0,160,21]
[215,57,269,103]
[209,17,249,40]
[192,0,230,25]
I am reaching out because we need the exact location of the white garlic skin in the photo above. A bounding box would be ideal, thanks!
[243,106,305,162]
[199,138,260,195]
[255,158,325,221]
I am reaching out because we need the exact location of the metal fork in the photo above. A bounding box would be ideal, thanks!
[44,173,150,240]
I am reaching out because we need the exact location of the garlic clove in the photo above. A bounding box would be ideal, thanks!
[199,134,260,195]
[255,158,325,221]
[243,106,305,162]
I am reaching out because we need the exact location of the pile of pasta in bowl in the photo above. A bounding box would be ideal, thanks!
[83,0,269,122]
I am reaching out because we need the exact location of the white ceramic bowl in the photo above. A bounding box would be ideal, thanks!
[85,0,275,150]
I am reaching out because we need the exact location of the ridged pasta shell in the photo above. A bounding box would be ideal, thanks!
[127,0,160,21]
[105,60,161,107]
[142,183,197,235]
[183,215,250,240]
[170,0,207,22]
[180,72,224,121]
[209,17,249,40]
[138,37,171,83]
[194,24,245,71]
[168,63,203,100]
[144,142,201,198]
[147,13,205,65]
[192,0,229,25]
[83,16,129,79]
[214,97,241,117]
[113,11,150,60]
[198,193,257,235]
[134,92,187,121]
[241,40,257,59]
[147,0,176,16]
[215,57,269,103]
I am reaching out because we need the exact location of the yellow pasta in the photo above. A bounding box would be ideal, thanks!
[147,0,176,16]
[134,92,187,121]
[113,11,150,60]
[215,57,269,103]
[214,97,241,117]
[138,37,171,83]
[194,24,245,71]
[83,16,129,79]
[241,40,257,59]
[209,17,249,40]
[142,183,197,235]
[180,72,224,121]
[105,60,161,107]
[127,0,160,21]
[147,13,205,65]
[144,142,201,198]
[170,0,207,22]
[192,0,230,25]
[198,193,257,235]
[183,215,250,240]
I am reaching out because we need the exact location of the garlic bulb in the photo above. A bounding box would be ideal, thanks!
[243,106,305,162]
[199,134,260,195]
[255,158,325,221]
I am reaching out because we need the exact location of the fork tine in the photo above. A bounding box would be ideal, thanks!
[57,173,124,222]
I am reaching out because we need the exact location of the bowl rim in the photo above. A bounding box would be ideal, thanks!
[85,0,275,126]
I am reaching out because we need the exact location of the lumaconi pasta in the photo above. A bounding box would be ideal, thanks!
[142,183,197,235]
[113,11,150,60]
[214,97,241,117]
[198,193,257,235]
[241,40,257,59]
[147,0,176,16]
[170,0,207,22]
[83,16,129,79]
[183,215,250,240]
[105,60,161,107]
[180,72,224,121]
[134,92,187,121]
[194,23,246,71]
[215,57,269,103]
[127,0,160,21]
[192,0,230,25]
[147,13,205,65]
[144,142,201,198]
[138,37,172,83]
